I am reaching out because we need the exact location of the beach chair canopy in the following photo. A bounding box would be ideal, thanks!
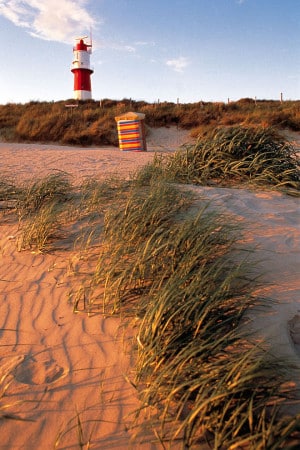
[115,111,145,122]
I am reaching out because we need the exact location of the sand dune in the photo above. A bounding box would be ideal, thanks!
[0,129,299,448]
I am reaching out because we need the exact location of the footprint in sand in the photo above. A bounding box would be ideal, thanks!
[288,314,300,354]
[14,353,65,385]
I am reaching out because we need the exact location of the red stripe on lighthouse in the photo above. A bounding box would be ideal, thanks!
[72,69,92,92]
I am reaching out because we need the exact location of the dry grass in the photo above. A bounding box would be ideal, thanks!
[141,126,300,195]
[1,173,129,253]
[48,170,297,448]
[0,98,300,146]
[78,177,300,448]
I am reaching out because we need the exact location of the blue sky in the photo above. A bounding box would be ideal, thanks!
[0,0,299,104]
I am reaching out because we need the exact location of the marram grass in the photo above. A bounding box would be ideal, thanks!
[14,173,73,252]
[16,171,72,219]
[2,173,129,253]
[86,179,193,314]
[17,200,61,252]
[145,126,300,195]
[81,178,300,448]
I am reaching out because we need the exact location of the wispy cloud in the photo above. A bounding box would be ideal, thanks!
[166,56,189,73]
[97,39,156,54]
[0,0,96,43]
[107,39,157,52]
[134,40,156,47]
[99,40,136,53]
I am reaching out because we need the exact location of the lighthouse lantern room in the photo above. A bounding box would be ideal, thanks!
[71,37,93,100]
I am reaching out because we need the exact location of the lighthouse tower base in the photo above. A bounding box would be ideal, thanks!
[74,90,92,100]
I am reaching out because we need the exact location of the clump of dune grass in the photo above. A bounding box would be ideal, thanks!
[16,172,73,219]
[0,174,69,252]
[133,215,300,447]
[82,177,300,448]
[13,172,73,252]
[17,201,63,252]
[1,173,131,253]
[79,179,192,315]
[79,176,131,216]
[148,126,300,195]
[135,338,300,448]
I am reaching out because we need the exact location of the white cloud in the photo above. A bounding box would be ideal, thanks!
[98,39,156,54]
[166,56,189,73]
[100,40,137,53]
[123,45,136,53]
[0,0,96,43]
[134,40,156,47]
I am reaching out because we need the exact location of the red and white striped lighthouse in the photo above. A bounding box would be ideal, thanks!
[71,37,93,100]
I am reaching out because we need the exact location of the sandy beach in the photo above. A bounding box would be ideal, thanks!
[0,127,193,185]
[0,127,299,449]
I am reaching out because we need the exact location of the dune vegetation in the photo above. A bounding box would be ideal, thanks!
[0,98,300,146]
[139,126,300,195]
[1,125,300,448]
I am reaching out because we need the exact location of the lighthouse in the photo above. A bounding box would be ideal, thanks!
[71,37,93,100]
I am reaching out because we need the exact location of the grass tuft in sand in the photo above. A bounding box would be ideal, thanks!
[142,126,300,195]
